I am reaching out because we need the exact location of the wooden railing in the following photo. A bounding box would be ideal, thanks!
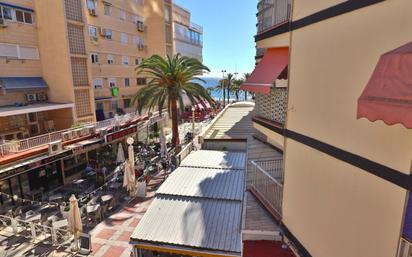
[249,159,283,216]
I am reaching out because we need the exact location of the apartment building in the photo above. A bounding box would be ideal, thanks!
[0,0,171,141]
[86,0,169,120]
[241,1,412,257]
[172,3,203,61]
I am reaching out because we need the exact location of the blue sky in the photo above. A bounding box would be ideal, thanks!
[174,0,256,78]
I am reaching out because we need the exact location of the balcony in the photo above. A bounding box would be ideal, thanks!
[248,159,284,217]
[257,0,291,35]
[255,86,288,125]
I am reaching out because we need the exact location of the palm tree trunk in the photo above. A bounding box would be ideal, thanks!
[244,91,247,101]
[170,94,180,154]
[223,86,226,107]
[227,86,230,105]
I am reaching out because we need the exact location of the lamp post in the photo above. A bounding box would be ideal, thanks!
[221,70,226,107]
[191,106,196,141]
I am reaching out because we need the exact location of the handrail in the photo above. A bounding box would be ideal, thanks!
[0,111,164,157]
[249,160,283,215]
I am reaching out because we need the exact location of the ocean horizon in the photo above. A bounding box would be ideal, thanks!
[198,77,249,101]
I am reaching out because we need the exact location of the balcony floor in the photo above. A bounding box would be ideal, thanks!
[243,191,280,241]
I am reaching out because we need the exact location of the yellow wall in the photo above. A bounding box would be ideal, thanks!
[254,122,284,150]
[281,1,412,257]
[292,0,345,20]
[34,0,75,105]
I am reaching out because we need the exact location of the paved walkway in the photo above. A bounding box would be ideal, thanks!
[0,171,168,257]
[89,172,166,257]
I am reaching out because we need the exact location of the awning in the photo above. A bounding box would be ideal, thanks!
[241,47,289,94]
[0,103,74,117]
[0,77,48,91]
[357,41,412,128]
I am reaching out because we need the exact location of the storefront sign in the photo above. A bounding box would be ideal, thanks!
[105,125,138,143]
[0,150,73,180]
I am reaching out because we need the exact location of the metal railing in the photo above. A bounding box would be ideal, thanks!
[249,160,283,215]
[257,0,291,34]
[0,111,162,157]
[254,159,284,182]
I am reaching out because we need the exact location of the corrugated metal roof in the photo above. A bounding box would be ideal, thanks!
[131,195,242,253]
[180,150,246,170]
[156,167,244,201]
[0,77,48,90]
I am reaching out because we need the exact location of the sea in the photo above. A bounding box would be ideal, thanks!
[198,77,248,101]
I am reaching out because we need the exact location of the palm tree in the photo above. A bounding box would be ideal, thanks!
[216,79,226,105]
[133,54,215,153]
[231,79,244,101]
[225,73,235,104]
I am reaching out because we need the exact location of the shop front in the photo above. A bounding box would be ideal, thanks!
[0,150,72,205]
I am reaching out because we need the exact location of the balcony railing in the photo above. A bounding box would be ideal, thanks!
[249,159,283,215]
[0,111,165,157]
[257,0,291,34]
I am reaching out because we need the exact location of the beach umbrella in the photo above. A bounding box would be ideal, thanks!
[68,194,82,250]
[116,143,125,164]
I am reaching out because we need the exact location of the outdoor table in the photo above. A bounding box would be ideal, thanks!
[86,204,100,214]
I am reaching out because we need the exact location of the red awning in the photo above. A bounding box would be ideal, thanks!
[357,41,412,128]
[241,47,289,94]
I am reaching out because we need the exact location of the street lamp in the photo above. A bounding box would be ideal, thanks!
[221,70,226,107]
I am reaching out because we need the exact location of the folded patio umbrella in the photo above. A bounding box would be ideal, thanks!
[123,162,135,193]
[68,194,82,249]
[128,144,135,172]
[116,143,125,164]
[160,123,167,157]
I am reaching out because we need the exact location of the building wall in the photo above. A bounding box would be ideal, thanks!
[292,0,345,20]
[281,1,412,257]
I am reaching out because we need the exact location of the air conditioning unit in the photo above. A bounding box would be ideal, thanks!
[0,18,7,28]
[62,131,72,141]
[88,8,97,16]
[36,93,47,101]
[137,21,145,32]
[99,27,106,36]
[26,93,37,102]
[48,140,62,155]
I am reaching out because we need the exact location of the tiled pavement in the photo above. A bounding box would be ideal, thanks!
[0,171,168,257]
[88,172,166,257]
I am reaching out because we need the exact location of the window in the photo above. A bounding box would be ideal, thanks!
[123,99,131,108]
[119,10,126,20]
[135,57,142,65]
[15,9,32,24]
[96,102,103,110]
[111,101,118,110]
[124,78,130,87]
[104,3,111,15]
[107,54,114,64]
[1,6,13,20]
[109,78,117,88]
[88,26,97,37]
[104,29,112,39]
[15,10,24,22]
[93,78,103,89]
[137,78,146,86]
[90,53,99,63]
[122,56,129,65]
[133,36,139,45]
[86,0,96,10]
[120,33,128,44]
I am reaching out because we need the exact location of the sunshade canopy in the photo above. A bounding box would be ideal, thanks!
[240,47,289,94]
[357,41,412,128]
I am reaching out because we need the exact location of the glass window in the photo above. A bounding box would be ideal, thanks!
[88,25,97,37]
[119,10,126,20]
[135,57,142,65]
[2,6,13,20]
[24,12,32,24]
[15,10,24,22]
[124,78,130,87]
[122,56,129,65]
[109,78,117,88]
[93,78,103,88]
[104,4,111,15]
[120,33,128,44]
[124,99,131,108]
[137,78,146,85]
[107,54,114,64]
[28,113,37,123]
[111,101,118,110]
[91,53,99,63]
[105,29,112,39]
[96,102,103,110]
[86,0,96,10]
